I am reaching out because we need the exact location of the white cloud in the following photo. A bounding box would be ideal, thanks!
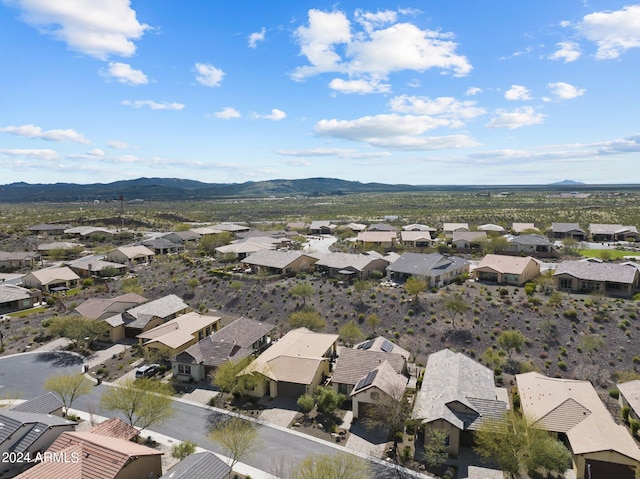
[253,109,286,121]
[504,85,532,101]
[292,9,471,88]
[102,62,148,85]
[388,95,486,121]
[282,159,312,166]
[0,148,60,160]
[548,41,581,62]
[121,100,185,110]
[195,63,225,87]
[276,148,391,160]
[1,124,90,144]
[577,5,640,59]
[466,87,482,96]
[9,0,149,60]
[329,78,391,94]
[547,82,585,100]
[248,28,266,48]
[108,140,130,149]
[485,106,545,130]
[212,107,241,119]
[314,113,479,150]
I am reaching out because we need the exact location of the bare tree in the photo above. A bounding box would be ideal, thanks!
[44,373,92,417]
[209,416,261,473]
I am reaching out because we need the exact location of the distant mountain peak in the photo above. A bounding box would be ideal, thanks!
[549,179,585,186]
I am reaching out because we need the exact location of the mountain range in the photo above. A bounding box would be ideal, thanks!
[0,177,621,203]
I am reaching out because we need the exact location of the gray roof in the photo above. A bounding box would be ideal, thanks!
[124,294,189,329]
[177,317,274,366]
[242,250,314,269]
[315,252,390,271]
[554,260,639,284]
[387,252,468,278]
[452,231,486,242]
[163,230,201,243]
[160,451,231,479]
[508,234,551,246]
[552,222,585,233]
[0,284,33,303]
[0,410,75,448]
[28,224,71,232]
[412,349,506,430]
[332,348,406,386]
[10,392,63,415]
[589,224,639,235]
[66,255,127,272]
[0,251,39,261]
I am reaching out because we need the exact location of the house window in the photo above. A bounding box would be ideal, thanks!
[581,281,600,291]
[370,392,379,400]
[338,383,348,394]
[559,278,572,289]
[178,364,191,375]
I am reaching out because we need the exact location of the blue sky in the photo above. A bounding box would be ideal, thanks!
[1,1,639,186]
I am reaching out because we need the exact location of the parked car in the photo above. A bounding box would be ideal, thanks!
[135,363,160,379]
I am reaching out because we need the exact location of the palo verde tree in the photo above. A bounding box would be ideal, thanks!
[47,315,108,350]
[289,282,314,307]
[288,453,371,479]
[44,373,93,417]
[209,416,261,472]
[404,276,427,302]
[497,330,525,364]
[289,307,326,331]
[339,320,364,346]
[443,293,470,329]
[100,378,174,433]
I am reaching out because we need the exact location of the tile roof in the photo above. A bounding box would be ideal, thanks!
[403,224,436,232]
[66,256,127,273]
[443,223,469,231]
[123,294,189,329]
[332,348,406,386]
[0,410,75,450]
[478,224,505,232]
[242,250,316,269]
[476,254,539,275]
[159,451,231,479]
[350,360,408,400]
[137,312,220,349]
[356,231,397,243]
[314,252,390,271]
[0,284,33,303]
[10,392,63,415]
[74,293,148,320]
[508,233,551,246]
[618,380,640,416]
[110,245,155,259]
[452,231,487,242]
[412,349,506,430]
[24,267,80,285]
[0,251,39,261]
[353,336,411,360]
[551,222,585,233]
[517,372,640,461]
[512,222,536,233]
[387,252,469,278]
[87,418,138,441]
[400,231,433,242]
[554,260,639,284]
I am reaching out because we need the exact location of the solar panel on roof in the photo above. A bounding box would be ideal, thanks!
[380,339,394,353]
[360,339,374,350]
[354,369,378,391]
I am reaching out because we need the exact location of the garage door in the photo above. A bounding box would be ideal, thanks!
[586,459,635,479]
[277,381,306,398]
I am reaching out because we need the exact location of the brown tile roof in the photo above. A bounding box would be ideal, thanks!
[332,348,406,386]
[87,418,138,441]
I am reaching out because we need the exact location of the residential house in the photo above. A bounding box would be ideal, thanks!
[474,254,541,285]
[554,259,640,297]
[10,392,64,416]
[313,252,390,280]
[242,250,318,276]
[136,312,221,357]
[0,284,40,314]
[350,360,409,419]
[368,223,397,232]
[403,224,436,233]
[162,230,201,245]
[356,231,397,249]
[172,316,274,381]
[477,224,505,233]
[517,372,640,479]
[190,226,224,237]
[239,327,338,398]
[506,233,556,256]
[22,267,80,293]
[140,238,184,255]
[63,226,116,238]
[0,251,40,270]
[512,222,537,234]
[104,294,190,340]
[589,224,640,242]
[451,231,487,250]
[159,451,231,479]
[65,255,127,278]
[550,222,586,241]
[354,336,411,360]
[37,242,83,258]
[332,344,407,398]
[215,236,291,261]
[16,420,163,479]
[0,410,76,477]
[27,224,70,236]
[442,223,470,236]
[106,245,155,266]
[387,252,469,288]
[286,221,309,232]
[308,220,337,235]
[400,230,433,248]
[343,222,367,232]
[208,223,250,233]
[618,380,640,424]
[412,349,508,457]
[75,293,147,324]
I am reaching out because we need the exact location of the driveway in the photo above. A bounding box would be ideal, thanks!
[303,235,337,254]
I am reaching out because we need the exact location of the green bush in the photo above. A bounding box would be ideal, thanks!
[630,419,640,436]
[609,388,620,400]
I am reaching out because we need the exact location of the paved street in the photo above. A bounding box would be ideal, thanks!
[1,351,433,478]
